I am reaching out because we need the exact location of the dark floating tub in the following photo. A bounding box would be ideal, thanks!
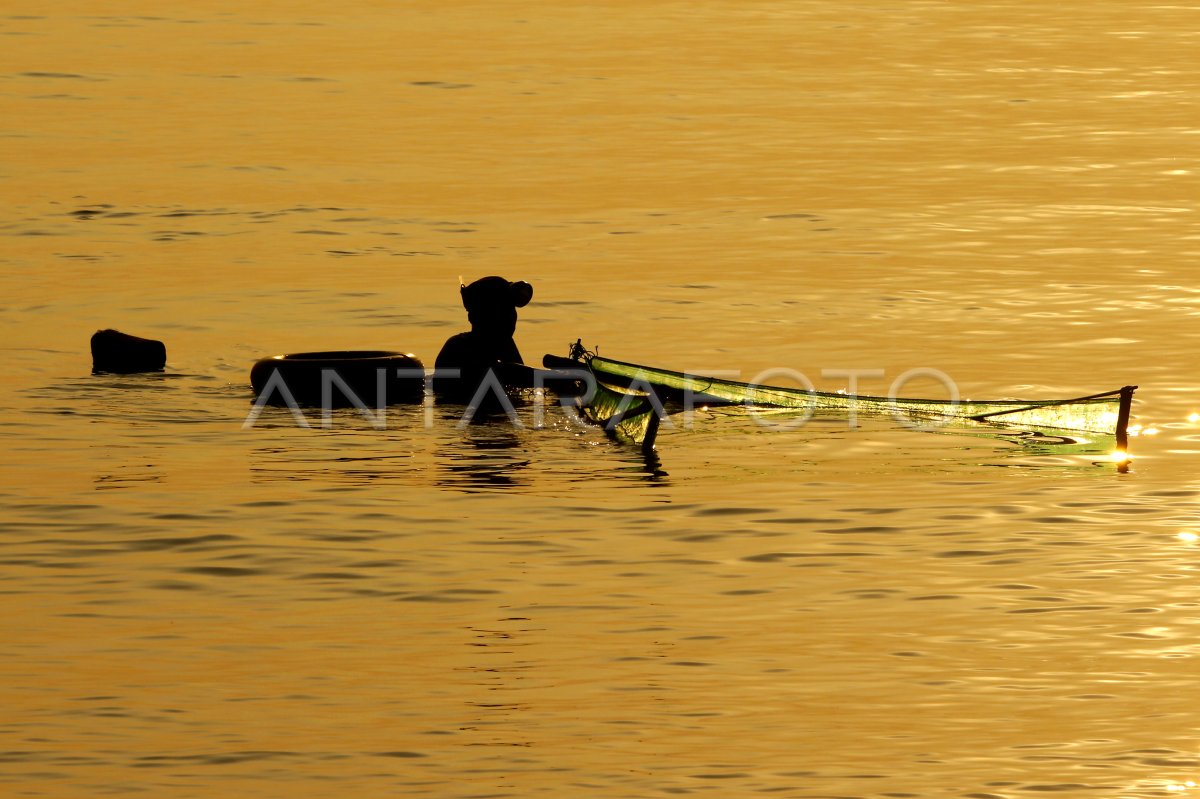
[250,350,425,408]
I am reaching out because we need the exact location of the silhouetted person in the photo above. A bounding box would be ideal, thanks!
[434,276,539,404]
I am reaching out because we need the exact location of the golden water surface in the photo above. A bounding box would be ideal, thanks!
[3,2,1200,797]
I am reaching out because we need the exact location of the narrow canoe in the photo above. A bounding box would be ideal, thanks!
[550,345,1136,454]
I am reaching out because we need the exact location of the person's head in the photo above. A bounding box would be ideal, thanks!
[460,276,533,337]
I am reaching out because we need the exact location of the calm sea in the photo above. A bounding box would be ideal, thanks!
[3,2,1199,797]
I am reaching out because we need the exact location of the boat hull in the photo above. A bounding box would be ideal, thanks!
[556,348,1135,454]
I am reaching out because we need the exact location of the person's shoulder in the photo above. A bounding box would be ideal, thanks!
[435,331,475,367]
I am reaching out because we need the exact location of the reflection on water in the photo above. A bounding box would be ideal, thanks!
[440,419,532,490]
[3,0,1200,797]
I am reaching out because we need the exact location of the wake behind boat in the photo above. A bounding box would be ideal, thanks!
[547,342,1136,457]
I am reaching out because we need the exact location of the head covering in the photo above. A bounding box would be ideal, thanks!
[460,276,533,312]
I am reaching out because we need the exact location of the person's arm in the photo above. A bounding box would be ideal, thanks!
[493,361,584,395]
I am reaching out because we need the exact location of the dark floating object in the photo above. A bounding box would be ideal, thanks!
[91,328,167,374]
[250,351,425,408]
